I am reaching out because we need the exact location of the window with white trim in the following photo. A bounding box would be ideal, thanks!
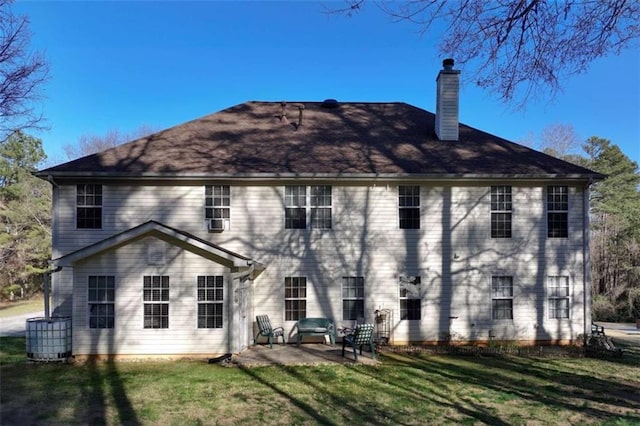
[205,185,230,225]
[284,276,307,321]
[491,276,513,320]
[547,186,568,238]
[285,185,306,229]
[197,276,224,328]
[399,185,420,229]
[310,185,332,229]
[143,276,169,329]
[342,276,364,320]
[399,276,421,320]
[491,185,512,238]
[285,185,332,229]
[77,184,102,229]
[88,276,114,329]
[548,276,570,319]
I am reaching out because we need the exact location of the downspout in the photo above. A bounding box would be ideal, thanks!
[43,266,63,320]
[44,175,61,320]
[582,179,592,343]
[47,175,59,188]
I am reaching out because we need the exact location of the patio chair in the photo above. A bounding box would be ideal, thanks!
[591,322,605,336]
[338,316,364,336]
[342,323,376,361]
[254,315,286,348]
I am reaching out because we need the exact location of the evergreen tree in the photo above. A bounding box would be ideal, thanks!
[0,132,50,300]
[583,137,640,321]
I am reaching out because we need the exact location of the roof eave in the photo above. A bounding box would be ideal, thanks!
[36,171,606,182]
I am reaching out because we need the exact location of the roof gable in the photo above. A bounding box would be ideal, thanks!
[38,101,603,180]
[53,220,257,269]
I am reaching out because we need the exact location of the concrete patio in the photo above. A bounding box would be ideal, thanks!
[230,343,379,367]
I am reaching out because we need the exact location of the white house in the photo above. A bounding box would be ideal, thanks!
[36,60,604,358]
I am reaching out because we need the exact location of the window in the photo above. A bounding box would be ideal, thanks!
[285,277,307,321]
[143,276,169,329]
[491,276,513,320]
[88,276,114,328]
[310,185,332,229]
[205,185,230,224]
[285,185,307,229]
[197,276,224,328]
[399,276,421,320]
[285,185,332,229]
[547,186,568,238]
[399,185,420,229]
[77,184,102,229]
[548,276,570,319]
[491,185,512,238]
[342,276,364,320]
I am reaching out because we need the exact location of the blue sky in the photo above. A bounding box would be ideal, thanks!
[15,1,640,166]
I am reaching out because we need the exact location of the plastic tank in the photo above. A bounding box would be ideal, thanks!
[26,317,72,361]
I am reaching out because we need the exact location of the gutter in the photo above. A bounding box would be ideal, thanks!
[34,172,607,182]
[43,266,63,320]
[583,178,593,342]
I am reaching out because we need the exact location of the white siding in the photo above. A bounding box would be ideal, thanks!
[52,179,589,353]
[72,237,231,356]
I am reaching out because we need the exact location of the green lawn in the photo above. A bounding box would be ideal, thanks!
[1,337,639,425]
[0,296,43,318]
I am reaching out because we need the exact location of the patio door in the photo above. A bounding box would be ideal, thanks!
[231,275,252,352]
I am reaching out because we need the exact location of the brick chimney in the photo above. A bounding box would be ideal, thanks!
[435,58,460,141]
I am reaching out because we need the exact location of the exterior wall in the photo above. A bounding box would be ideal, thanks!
[71,237,232,356]
[52,179,589,352]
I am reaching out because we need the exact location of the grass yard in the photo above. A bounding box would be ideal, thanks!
[0,296,44,318]
[1,337,639,425]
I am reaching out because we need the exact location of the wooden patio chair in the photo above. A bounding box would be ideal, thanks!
[254,315,286,348]
[342,323,376,361]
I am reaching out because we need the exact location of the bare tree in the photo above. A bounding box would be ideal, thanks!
[334,0,639,108]
[0,0,49,141]
[63,125,156,160]
[540,123,581,158]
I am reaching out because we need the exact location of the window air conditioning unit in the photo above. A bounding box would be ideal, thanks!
[207,218,228,232]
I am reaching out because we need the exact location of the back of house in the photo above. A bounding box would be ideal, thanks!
[36,60,603,358]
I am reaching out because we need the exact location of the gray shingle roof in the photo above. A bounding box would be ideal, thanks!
[37,101,603,180]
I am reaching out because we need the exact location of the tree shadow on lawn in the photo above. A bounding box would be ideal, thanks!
[238,341,639,424]
[374,350,640,423]
[73,359,141,426]
[240,360,512,425]
[0,337,139,426]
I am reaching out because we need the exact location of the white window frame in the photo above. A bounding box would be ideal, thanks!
[76,184,102,229]
[491,276,513,320]
[88,275,115,329]
[399,276,421,321]
[284,185,332,229]
[490,185,512,238]
[205,185,231,228]
[547,185,568,238]
[196,275,224,329]
[398,185,420,229]
[310,185,332,229]
[342,276,365,321]
[284,276,307,321]
[547,276,570,319]
[143,275,169,329]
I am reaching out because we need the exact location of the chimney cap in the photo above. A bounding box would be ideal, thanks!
[442,58,455,70]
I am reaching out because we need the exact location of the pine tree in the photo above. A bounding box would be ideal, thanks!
[583,137,640,321]
[0,132,51,300]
